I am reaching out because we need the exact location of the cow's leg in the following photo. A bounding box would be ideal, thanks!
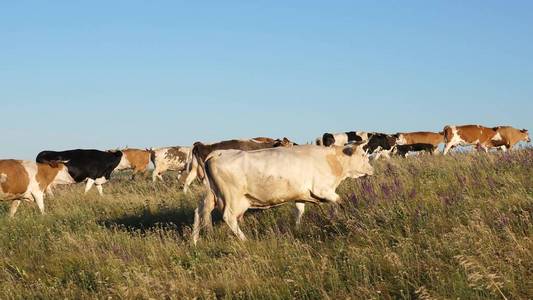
[443,142,455,155]
[192,191,217,245]
[9,200,22,217]
[293,202,306,227]
[95,177,106,196]
[32,191,45,215]
[381,150,392,159]
[313,189,341,203]
[46,185,54,197]
[223,200,249,241]
[200,191,215,231]
[96,185,103,196]
[192,207,202,245]
[152,168,160,182]
[84,179,95,194]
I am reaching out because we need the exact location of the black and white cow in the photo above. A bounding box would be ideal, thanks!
[363,133,399,159]
[315,131,368,147]
[36,149,123,195]
[316,131,399,159]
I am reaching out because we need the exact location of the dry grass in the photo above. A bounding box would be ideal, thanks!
[1,149,532,299]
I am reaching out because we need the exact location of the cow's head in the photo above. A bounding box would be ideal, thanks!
[341,142,374,178]
[322,133,335,147]
[273,137,297,147]
[36,151,66,164]
[521,129,530,143]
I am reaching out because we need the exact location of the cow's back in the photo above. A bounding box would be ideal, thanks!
[400,131,444,146]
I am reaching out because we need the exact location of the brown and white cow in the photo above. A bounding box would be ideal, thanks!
[489,126,530,150]
[443,125,501,155]
[183,138,295,193]
[149,146,192,182]
[114,148,152,179]
[192,143,373,244]
[0,160,75,217]
[396,131,444,155]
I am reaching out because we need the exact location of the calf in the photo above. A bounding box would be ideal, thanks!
[192,143,373,243]
[443,125,500,154]
[150,146,192,182]
[395,143,436,157]
[183,137,295,193]
[0,160,75,217]
[114,148,151,179]
[396,131,444,155]
[36,149,123,195]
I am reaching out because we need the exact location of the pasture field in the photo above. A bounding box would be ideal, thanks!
[1,150,532,299]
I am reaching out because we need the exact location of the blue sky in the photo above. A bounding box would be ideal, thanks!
[1,1,532,159]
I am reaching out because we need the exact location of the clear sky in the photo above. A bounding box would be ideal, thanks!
[1,1,532,159]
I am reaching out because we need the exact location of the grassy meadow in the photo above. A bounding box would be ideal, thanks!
[1,149,532,299]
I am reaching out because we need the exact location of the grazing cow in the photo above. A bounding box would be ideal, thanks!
[36,149,123,195]
[183,138,295,193]
[114,148,151,179]
[443,125,501,155]
[150,146,192,182]
[316,131,369,147]
[396,131,444,155]
[489,126,530,150]
[0,160,75,217]
[192,143,373,243]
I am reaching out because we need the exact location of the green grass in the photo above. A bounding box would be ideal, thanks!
[1,150,532,299]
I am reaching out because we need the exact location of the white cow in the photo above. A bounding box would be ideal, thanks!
[150,146,192,182]
[192,143,373,244]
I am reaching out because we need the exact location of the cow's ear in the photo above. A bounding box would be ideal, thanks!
[343,146,354,156]
[48,160,59,168]
[521,129,528,133]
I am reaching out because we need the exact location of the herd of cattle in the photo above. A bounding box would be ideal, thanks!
[0,124,529,243]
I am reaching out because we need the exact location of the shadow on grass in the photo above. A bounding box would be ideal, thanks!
[98,207,226,235]
[98,207,195,234]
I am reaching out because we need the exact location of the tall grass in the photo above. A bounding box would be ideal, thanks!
[1,150,532,299]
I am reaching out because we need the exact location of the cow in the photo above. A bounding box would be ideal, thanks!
[192,143,373,244]
[362,133,399,159]
[0,160,76,217]
[316,131,398,159]
[489,126,530,150]
[443,125,502,155]
[150,146,192,182]
[113,148,152,179]
[396,131,444,155]
[395,143,436,157]
[183,137,295,193]
[36,149,123,195]
[315,131,369,147]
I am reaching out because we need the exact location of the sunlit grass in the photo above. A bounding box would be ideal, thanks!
[1,150,532,299]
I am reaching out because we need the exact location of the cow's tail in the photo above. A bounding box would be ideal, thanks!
[204,154,225,214]
[443,126,453,143]
[185,148,194,173]
[148,148,156,165]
